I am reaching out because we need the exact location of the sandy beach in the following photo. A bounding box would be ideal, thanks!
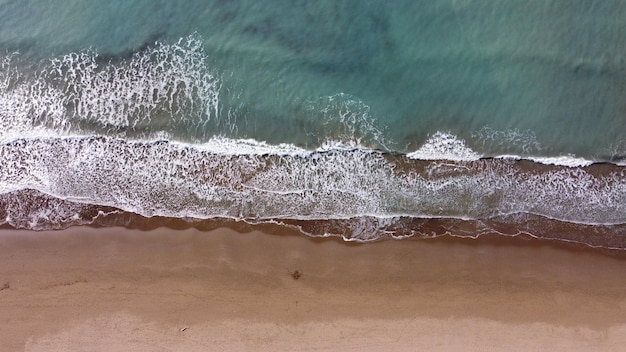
[1,226,625,351]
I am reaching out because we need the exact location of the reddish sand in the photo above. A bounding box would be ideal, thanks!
[1,227,625,351]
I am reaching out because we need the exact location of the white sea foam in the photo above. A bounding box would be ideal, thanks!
[526,155,594,167]
[306,93,389,150]
[406,131,598,167]
[407,132,481,161]
[0,54,67,142]
[196,136,308,156]
[0,35,220,142]
[493,154,595,167]
[0,135,624,237]
[1,36,625,236]
[48,35,219,129]
[0,39,618,168]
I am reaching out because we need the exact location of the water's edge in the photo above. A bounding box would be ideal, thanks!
[2,188,624,251]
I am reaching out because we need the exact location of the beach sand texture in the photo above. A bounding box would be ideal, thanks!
[1,227,625,351]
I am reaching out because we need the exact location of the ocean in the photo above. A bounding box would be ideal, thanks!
[0,0,625,249]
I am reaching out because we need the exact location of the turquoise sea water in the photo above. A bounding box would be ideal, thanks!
[0,0,625,247]
[2,0,625,157]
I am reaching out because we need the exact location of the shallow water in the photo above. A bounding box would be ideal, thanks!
[0,1,625,248]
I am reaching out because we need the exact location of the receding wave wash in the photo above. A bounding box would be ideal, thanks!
[0,1,625,249]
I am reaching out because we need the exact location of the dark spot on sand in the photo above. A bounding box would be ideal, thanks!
[0,282,9,291]
[291,269,302,280]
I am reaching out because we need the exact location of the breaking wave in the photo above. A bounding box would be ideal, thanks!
[0,135,624,249]
[1,35,625,250]
[0,35,220,142]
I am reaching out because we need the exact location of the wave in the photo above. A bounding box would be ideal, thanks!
[407,132,481,161]
[2,189,625,250]
[1,35,625,249]
[2,34,624,163]
[0,35,220,143]
[0,135,624,245]
[408,131,615,167]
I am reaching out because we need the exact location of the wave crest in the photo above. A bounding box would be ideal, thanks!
[0,136,624,226]
[0,35,220,141]
[407,132,480,161]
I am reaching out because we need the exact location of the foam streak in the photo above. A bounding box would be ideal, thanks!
[0,137,624,235]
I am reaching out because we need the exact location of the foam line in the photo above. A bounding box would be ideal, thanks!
[0,35,220,142]
[0,136,624,231]
[407,132,481,161]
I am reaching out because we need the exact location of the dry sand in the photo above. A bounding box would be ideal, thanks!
[1,227,625,351]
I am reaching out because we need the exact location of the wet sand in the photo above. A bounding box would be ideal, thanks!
[1,227,625,351]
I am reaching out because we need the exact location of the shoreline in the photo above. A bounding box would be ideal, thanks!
[1,226,626,351]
